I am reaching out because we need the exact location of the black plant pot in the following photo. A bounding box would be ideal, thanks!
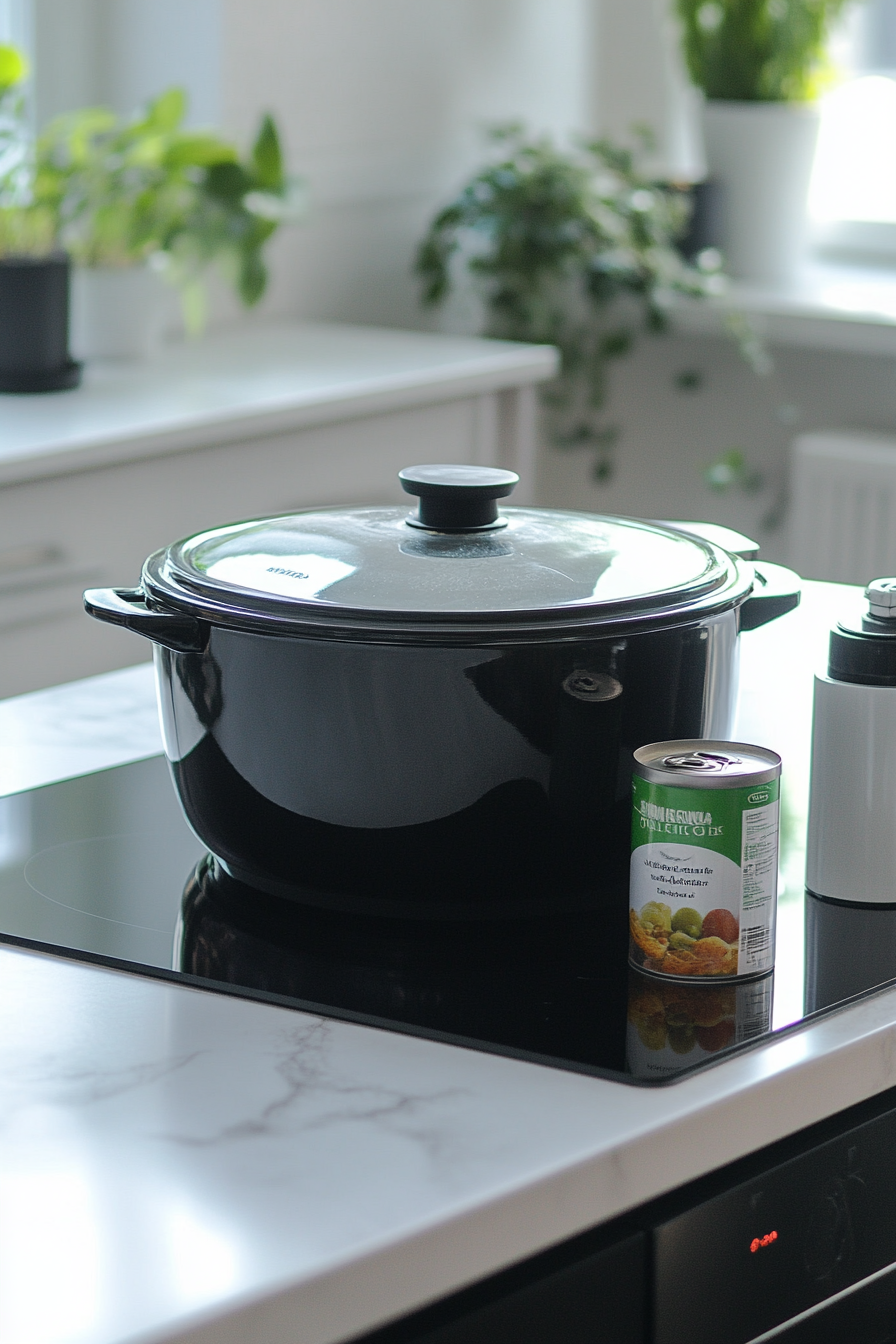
[676,179,725,262]
[0,252,81,393]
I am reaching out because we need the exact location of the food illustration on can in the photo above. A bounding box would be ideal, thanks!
[629,740,781,981]
[625,967,774,1079]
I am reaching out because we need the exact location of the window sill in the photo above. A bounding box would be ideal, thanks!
[670,258,896,356]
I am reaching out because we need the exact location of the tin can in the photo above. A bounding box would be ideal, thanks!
[628,740,781,981]
[625,967,774,1080]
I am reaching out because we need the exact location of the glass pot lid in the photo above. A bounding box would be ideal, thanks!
[143,464,749,638]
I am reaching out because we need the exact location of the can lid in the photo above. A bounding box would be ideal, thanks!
[633,739,781,788]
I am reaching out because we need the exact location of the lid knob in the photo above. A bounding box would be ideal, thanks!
[828,576,896,685]
[399,463,519,532]
[866,577,896,619]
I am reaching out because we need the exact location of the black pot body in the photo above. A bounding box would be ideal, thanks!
[0,253,71,374]
[154,608,740,917]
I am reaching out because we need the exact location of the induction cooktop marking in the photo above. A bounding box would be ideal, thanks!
[24,834,180,934]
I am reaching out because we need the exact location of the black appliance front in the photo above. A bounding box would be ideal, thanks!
[651,1087,896,1343]
[352,1087,896,1344]
[357,1223,646,1344]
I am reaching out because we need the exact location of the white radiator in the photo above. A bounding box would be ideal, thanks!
[790,430,896,584]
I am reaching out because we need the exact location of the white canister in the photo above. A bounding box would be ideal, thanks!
[806,578,896,905]
[71,264,172,362]
[702,100,820,285]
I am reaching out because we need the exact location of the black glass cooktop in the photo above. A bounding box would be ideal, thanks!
[3,751,896,1085]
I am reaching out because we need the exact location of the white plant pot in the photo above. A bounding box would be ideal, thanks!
[71,265,170,362]
[702,100,821,285]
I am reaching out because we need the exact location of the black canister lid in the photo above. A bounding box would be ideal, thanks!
[829,578,896,685]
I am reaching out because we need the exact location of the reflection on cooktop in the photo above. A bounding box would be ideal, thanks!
[805,894,896,1013]
[177,853,778,1080]
[177,853,635,1073]
[1,754,896,1085]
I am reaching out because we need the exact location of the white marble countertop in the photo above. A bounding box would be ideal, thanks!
[0,323,558,488]
[2,582,896,1344]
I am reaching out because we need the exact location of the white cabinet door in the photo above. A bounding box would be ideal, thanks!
[0,390,532,697]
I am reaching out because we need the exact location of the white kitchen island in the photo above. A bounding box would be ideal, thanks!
[2,583,896,1344]
[0,323,556,698]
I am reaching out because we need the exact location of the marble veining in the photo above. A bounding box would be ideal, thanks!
[0,1053,205,1124]
[158,1017,467,1155]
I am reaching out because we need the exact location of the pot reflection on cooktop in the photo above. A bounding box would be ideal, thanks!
[177,854,777,1080]
[2,753,896,1085]
[177,853,634,1072]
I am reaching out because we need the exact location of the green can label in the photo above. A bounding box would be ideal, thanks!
[629,775,779,979]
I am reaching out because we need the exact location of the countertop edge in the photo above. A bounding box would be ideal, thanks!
[0,338,558,489]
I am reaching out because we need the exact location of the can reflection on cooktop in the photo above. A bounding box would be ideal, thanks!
[2,753,896,1086]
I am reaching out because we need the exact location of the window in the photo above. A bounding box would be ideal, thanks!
[810,0,896,257]
[0,0,30,51]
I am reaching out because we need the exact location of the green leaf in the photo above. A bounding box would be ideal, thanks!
[165,133,237,169]
[144,87,187,134]
[674,0,848,102]
[238,246,268,305]
[250,115,282,191]
[0,44,27,93]
[599,329,632,359]
[702,448,763,493]
[414,122,737,481]
[204,159,252,202]
[179,278,208,336]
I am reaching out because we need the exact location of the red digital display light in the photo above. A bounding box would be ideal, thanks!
[750,1230,778,1253]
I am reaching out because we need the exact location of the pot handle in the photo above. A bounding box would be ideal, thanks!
[655,519,760,560]
[83,587,207,653]
[740,563,801,632]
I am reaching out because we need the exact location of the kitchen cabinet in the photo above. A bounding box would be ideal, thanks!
[0,322,556,697]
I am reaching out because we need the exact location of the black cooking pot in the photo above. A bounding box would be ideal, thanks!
[85,464,799,916]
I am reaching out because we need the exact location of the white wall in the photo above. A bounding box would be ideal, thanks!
[34,0,595,329]
[33,0,220,126]
[593,0,703,179]
[100,0,221,125]
[219,0,594,328]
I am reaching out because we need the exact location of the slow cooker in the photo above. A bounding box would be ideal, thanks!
[84,464,799,916]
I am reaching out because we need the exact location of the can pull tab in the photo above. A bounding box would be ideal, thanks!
[662,751,742,772]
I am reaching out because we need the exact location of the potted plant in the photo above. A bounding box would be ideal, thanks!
[675,0,850,283]
[416,126,720,480]
[37,89,302,360]
[0,44,79,392]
